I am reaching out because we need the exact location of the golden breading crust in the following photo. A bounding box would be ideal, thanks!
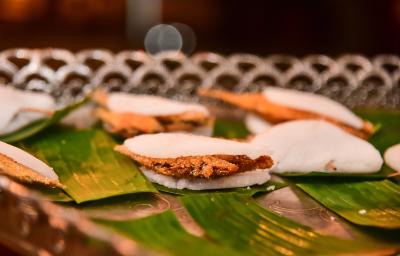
[95,108,164,137]
[115,145,273,179]
[95,108,212,137]
[157,111,211,131]
[0,153,63,188]
[93,90,212,137]
[198,88,373,139]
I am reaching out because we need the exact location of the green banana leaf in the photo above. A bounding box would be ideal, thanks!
[155,180,286,196]
[26,183,73,202]
[20,128,157,203]
[0,98,88,143]
[358,109,400,176]
[181,193,397,256]
[213,118,250,139]
[94,210,241,256]
[296,179,400,229]
[357,109,400,153]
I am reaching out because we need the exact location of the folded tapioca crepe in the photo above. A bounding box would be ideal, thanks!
[0,86,55,135]
[384,144,400,174]
[199,87,373,139]
[0,141,62,188]
[251,120,383,174]
[93,91,214,137]
[245,113,273,135]
[115,133,274,190]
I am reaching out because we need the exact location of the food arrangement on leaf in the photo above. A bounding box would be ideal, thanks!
[1,83,399,255]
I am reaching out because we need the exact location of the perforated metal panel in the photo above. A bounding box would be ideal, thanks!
[0,49,398,108]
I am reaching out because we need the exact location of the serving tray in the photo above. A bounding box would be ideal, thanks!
[0,49,399,256]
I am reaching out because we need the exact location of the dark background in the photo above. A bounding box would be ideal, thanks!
[0,0,399,56]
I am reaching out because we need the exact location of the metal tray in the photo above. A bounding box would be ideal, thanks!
[0,49,399,256]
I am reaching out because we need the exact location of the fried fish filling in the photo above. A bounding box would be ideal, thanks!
[93,91,212,137]
[115,145,273,179]
[0,153,63,188]
[198,88,373,139]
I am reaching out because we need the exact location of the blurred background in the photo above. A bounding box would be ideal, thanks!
[0,0,400,55]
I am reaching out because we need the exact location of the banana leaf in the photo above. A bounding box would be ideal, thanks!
[0,98,88,143]
[213,119,250,139]
[357,109,400,153]
[359,109,400,176]
[296,179,400,229]
[26,183,73,202]
[155,180,286,196]
[94,210,241,256]
[181,193,397,255]
[20,128,157,203]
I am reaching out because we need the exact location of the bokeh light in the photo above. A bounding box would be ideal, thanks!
[171,23,197,55]
[144,24,183,56]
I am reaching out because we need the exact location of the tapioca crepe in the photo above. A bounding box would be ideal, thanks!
[93,91,213,137]
[115,133,274,190]
[384,144,400,173]
[141,168,271,190]
[251,120,383,174]
[199,86,373,138]
[0,86,55,135]
[245,113,272,134]
[0,141,62,188]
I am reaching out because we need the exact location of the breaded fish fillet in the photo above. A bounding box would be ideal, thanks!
[115,145,273,179]
[95,108,164,137]
[198,88,373,139]
[0,153,63,188]
[94,91,212,137]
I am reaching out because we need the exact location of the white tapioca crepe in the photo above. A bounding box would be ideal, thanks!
[99,92,213,137]
[122,133,274,190]
[0,141,60,187]
[106,93,209,116]
[262,87,364,130]
[245,113,272,134]
[123,133,270,159]
[141,168,270,190]
[177,125,214,137]
[0,86,55,135]
[384,144,400,172]
[251,120,383,173]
